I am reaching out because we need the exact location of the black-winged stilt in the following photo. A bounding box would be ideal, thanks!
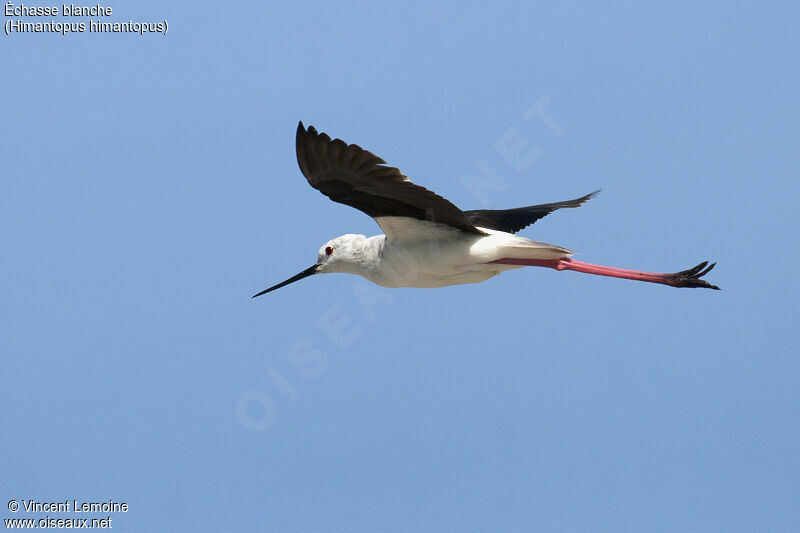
[253,122,719,297]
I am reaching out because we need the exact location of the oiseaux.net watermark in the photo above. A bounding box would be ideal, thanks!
[237,96,566,431]
[5,499,127,529]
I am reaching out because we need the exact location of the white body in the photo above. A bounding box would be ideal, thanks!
[317,218,573,288]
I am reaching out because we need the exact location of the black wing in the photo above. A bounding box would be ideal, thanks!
[296,122,484,236]
[464,190,599,234]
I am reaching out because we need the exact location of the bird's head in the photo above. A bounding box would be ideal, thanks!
[252,234,368,297]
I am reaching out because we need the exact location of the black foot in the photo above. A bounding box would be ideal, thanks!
[670,261,720,290]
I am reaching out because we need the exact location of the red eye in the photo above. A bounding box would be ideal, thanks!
[325,246,334,256]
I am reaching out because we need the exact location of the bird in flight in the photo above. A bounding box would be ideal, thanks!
[253,122,719,297]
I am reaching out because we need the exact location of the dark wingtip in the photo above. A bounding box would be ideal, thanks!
[671,260,720,290]
[579,189,601,205]
[297,121,318,136]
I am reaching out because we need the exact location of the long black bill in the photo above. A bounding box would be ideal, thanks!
[252,264,319,298]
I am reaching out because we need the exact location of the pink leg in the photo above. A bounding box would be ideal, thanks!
[492,258,719,289]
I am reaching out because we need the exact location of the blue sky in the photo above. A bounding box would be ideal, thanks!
[3,1,799,531]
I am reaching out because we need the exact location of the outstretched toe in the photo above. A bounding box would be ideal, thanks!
[670,261,720,290]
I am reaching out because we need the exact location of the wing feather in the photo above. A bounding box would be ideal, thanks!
[464,190,599,234]
[296,122,484,239]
